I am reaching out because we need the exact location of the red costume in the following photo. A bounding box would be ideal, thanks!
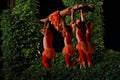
[41,27,56,69]
[76,21,95,67]
[62,27,75,67]
[86,22,95,54]
[49,11,64,31]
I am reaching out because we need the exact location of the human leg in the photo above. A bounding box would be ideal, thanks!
[85,52,92,68]
[42,55,51,69]
[64,54,71,68]
[78,49,86,68]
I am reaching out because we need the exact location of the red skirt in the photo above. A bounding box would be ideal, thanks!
[76,41,95,54]
[42,48,56,59]
[76,41,88,53]
[62,45,75,56]
[86,41,95,54]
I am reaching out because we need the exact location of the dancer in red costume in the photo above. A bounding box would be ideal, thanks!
[75,18,88,69]
[71,5,95,68]
[40,21,56,69]
[62,26,75,68]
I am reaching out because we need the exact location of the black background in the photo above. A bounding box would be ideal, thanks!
[103,1,120,51]
[0,0,120,51]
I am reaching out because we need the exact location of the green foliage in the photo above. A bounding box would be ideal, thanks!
[0,0,43,79]
[62,0,105,53]
[5,50,120,80]
[1,0,119,80]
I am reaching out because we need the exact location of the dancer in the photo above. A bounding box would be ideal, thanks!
[62,25,75,68]
[40,21,56,69]
[71,5,95,68]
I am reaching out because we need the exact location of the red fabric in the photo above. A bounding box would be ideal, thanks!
[62,31,75,67]
[77,48,86,63]
[86,22,93,41]
[76,22,87,41]
[86,41,95,54]
[65,32,72,44]
[42,48,56,59]
[44,30,53,48]
[43,29,56,59]
[42,29,56,69]
[77,49,92,63]
[49,11,64,31]
[76,22,94,63]
[62,45,75,56]
[76,41,88,53]
[76,22,89,53]
[62,31,75,56]
[85,52,92,63]
[64,54,71,66]
[42,55,52,69]
[86,22,95,54]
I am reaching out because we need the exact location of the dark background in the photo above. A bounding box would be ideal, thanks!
[103,0,120,51]
[0,0,120,51]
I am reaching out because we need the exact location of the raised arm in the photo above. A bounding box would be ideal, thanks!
[40,17,49,23]
[72,4,84,11]
[71,8,74,23]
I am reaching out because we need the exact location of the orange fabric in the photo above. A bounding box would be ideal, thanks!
[42,48,56,59]
[49,11,64,31]
[62,45,75,56]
